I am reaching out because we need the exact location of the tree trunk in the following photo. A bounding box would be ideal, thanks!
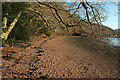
[1,13,21,40]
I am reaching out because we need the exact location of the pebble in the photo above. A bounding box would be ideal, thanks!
[2,36,118,79]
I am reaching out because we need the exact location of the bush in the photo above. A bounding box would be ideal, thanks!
[34,28,52,37]
[6,38,17,46]
[45,30,52,37]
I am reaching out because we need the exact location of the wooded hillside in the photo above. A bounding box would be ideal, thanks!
[28,2,116,37]
[1,2,117,45]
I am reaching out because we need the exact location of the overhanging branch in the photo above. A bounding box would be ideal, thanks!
[37,2,84,27]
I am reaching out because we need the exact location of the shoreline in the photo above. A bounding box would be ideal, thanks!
[2,36,119,78]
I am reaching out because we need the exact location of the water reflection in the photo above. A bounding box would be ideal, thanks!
[103,38,120,46]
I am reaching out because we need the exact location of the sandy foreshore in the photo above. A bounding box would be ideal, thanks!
[2,36,119,79]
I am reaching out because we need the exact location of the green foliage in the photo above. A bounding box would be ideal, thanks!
[2,2,30,45]
[2,2,30,27]
[8,13,30,41]
[2,2,29,17]
[6,37,17,46]
[34,28,52,37]
[45,30,52,37]
[3,28,8,32]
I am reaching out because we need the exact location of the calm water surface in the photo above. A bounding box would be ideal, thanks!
[104,38,120,46]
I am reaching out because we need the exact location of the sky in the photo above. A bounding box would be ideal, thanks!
[66,1,118,30]
[67,2,118,30]
[102,3,118,30]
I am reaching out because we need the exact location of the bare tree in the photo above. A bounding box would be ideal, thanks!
[1,1,113,40]
[28,1,109,38]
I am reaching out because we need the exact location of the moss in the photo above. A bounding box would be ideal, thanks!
[45,31,52,37]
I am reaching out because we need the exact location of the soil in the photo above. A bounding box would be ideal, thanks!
[1,36,119,79]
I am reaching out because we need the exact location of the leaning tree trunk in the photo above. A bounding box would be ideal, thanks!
[0,13,21,40]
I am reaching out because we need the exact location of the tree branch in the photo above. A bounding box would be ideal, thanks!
[28,8,51,29]
[37,2,84,27]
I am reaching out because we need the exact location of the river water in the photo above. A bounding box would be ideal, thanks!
[103,38,120,46]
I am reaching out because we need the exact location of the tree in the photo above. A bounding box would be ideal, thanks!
[1,2,30,41]
[1,1,114,42]
[28,1,109,38]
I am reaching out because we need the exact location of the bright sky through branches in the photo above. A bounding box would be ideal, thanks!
[102,2,118,30]
[1,0,119,30]
[103,4,118,29]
